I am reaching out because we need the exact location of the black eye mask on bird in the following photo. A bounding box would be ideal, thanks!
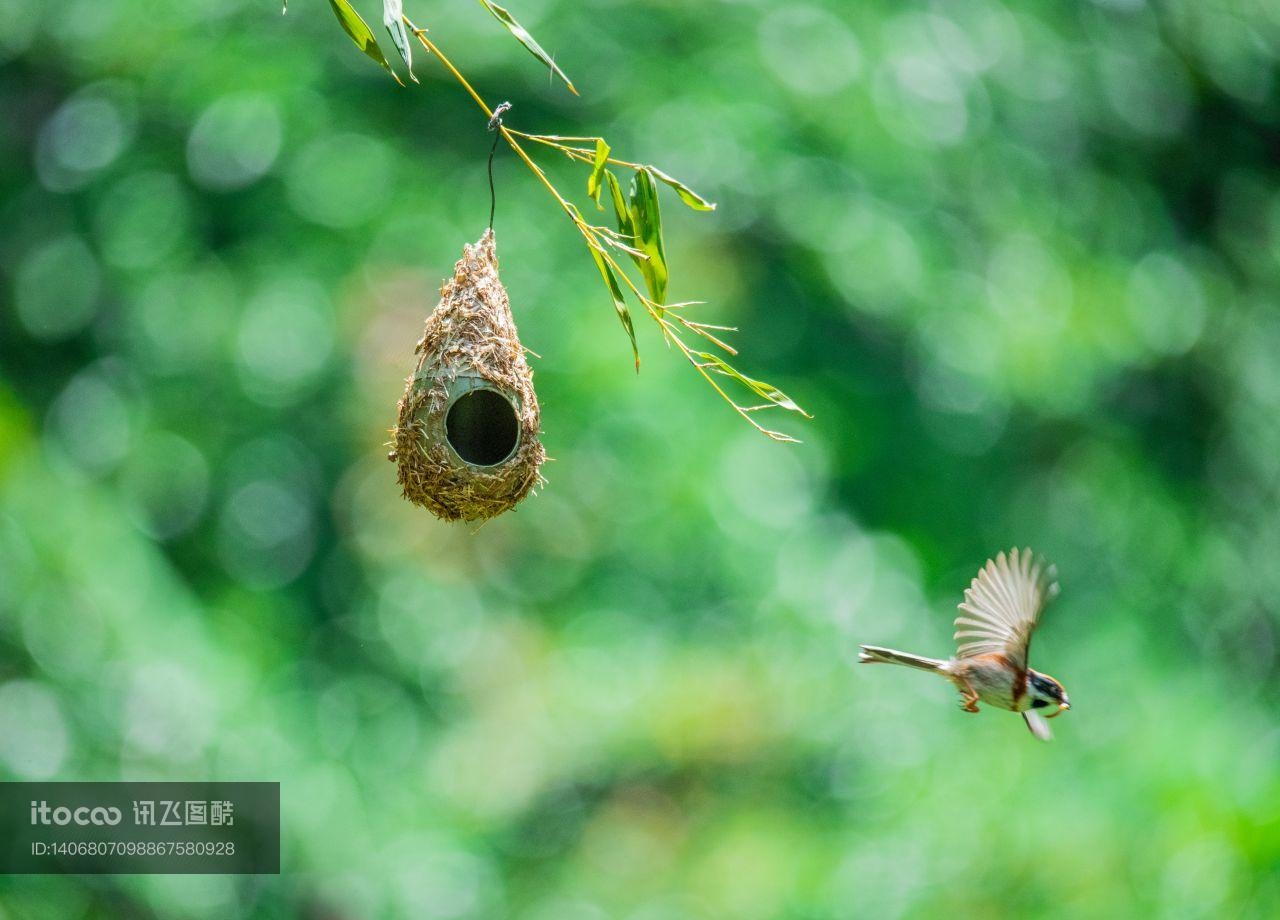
[1030,672,1070,717]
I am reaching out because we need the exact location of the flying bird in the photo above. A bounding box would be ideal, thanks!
[859,548,1069,740]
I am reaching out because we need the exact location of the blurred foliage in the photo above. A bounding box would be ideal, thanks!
[1,0,1279,918]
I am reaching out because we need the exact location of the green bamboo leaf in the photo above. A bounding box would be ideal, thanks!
[590,248,639,371]
[382,0,417,83]
[629,168,668,304]
[604,169,666,304]
[477,0,578,95]
[605,170,633,238]
[328,0,403,85]
[587,139,610,208]
[696,353,809,415]
[647,166,716,212]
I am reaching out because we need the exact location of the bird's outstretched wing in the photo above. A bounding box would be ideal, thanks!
[1023,710,1052,741]
[953,547,1058,671]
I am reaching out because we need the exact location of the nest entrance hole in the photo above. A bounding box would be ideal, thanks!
[445,388,520,467]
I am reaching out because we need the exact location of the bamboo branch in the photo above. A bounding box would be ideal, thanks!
[398,13,805,441]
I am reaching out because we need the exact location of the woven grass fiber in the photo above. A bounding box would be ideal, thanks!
[390,229,544,522]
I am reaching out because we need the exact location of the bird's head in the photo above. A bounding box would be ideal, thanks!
[1028,670,1070,718]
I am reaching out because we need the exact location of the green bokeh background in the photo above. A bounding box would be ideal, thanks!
[1,0,1278,917]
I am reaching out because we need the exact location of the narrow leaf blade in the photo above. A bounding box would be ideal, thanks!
[647,166,716,211]
[696,352,809,416]
[478,0,578,95]
[382,0,417,82]
[590,249,639,371]
[587,139,610,208]
[629,168,669,304]
[605,170,633,238]
[328,0,403,84]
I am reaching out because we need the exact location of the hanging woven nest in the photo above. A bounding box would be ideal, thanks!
[390,229,544,522]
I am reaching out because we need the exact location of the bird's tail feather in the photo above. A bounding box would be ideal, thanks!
[858,645,946,673]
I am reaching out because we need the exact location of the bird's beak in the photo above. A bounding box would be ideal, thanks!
[1046,701,1069,719]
